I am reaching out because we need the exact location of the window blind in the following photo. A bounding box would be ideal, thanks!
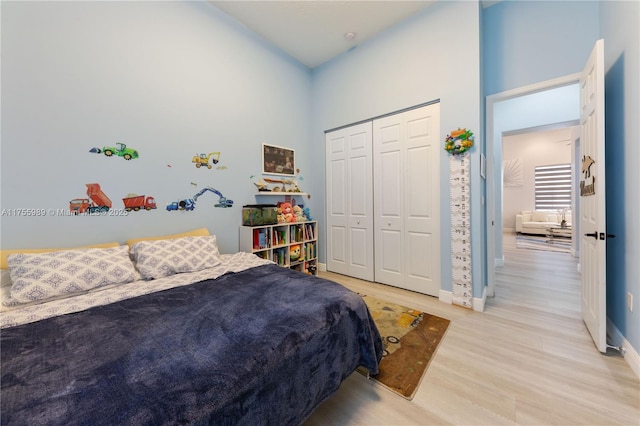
[534,163,572,210]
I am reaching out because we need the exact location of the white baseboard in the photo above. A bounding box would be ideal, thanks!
[607,317,640,380]
[318,262,327,272]
[473,286,487,312]
[439,289,452,304]
[438,289,485,312]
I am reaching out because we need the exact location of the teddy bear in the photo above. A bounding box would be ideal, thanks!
[292,205,305,222]
[278,202,295,223]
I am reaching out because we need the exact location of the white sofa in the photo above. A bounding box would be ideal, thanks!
[515,210,572,235]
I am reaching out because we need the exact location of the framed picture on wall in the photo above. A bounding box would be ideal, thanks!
[262,144,295,176]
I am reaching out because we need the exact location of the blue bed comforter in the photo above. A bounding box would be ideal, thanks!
[1,264,383,425]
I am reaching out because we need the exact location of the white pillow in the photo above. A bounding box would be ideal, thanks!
[532,211,549,222]
[130,235,222,279]
[1,270,12,288]
[7,245,136,305]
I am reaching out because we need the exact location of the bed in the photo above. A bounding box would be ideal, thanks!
[0,231,383,425]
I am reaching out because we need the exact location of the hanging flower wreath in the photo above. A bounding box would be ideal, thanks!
[445,128,474,155]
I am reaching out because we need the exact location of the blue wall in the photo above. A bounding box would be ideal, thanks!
[0,1,313,255]
[600,0,640,356]
[310,0,482,297]
[483,0,599,95]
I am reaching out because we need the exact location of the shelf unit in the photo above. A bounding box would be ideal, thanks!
[239,221,318,275]
[255,192,308,197]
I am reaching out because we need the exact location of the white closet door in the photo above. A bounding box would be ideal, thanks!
[373,103,440,296]
[373,114,404,286]
[403,106,440,295]
[325,122,374,280]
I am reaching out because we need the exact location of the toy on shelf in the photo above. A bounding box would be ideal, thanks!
[254,177,303,193]
[277,202,295,223]
[290,244,302,261]
[302,207,313,221]
[292,205,305,222]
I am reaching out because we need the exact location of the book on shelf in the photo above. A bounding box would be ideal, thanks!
[291,225,304,243]
[253,228,269,250]
[273,248,286,266]
[304,223,315,240]
[272,229,286,246]
[306,242,316,260]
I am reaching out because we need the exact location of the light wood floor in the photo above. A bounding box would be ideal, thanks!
[305,234,639,425]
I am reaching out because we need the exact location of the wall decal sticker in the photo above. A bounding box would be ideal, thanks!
[166,187,234,212]
[89,143,139,160]
[122,194,157,212]
[192,152,220,169]
[166,199,195,211]
[193,187,233,208]
[70,183,112,215]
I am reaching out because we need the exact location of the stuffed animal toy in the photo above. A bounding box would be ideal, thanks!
[289,244,302,261]
[302,207,313,221]
[279,202,295,223]
[292,205,305,222]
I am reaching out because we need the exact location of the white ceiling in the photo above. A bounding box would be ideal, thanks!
[210,1,438,68]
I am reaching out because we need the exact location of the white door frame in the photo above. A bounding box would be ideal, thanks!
[485,73,580,297]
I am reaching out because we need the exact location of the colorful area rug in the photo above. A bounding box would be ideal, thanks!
[516,234,571,253]
[358,295,450,400]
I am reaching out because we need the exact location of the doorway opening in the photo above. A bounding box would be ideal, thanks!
[503,124,579,255]
[486,74,581,298]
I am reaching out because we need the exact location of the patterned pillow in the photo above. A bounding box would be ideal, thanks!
[7,245,136,304]
[131,235,222,279]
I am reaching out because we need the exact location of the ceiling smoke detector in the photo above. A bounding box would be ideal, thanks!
[345,32,357,40]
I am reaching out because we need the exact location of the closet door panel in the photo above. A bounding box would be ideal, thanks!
[346,123,374,281]
[379,229,403,276]
[373,103,440,295]
[403,105,440,295]
[326,123,374,281]
[407,231,433,278]
[350,227,369,268]
[374,116,404,286]
[326,131,349,275]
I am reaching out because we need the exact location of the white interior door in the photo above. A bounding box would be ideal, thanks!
[373,103,441,296]
[373,114,404,287]
[580,39,607,353]
[325,123,374,280]
[403,106,441,295]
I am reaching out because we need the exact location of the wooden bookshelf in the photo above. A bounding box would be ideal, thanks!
[239,221,318,275]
